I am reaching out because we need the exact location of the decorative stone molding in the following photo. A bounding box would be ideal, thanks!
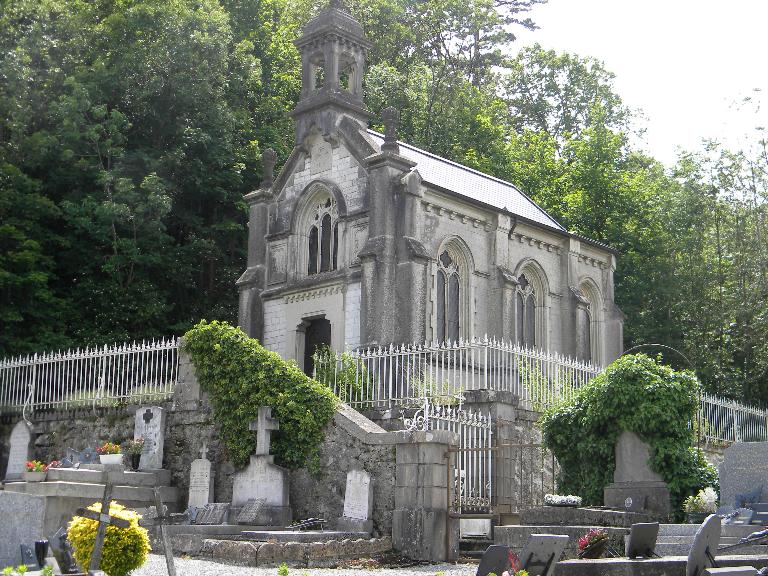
[511,232,562,255]
[283,284,344,304]
[577,254,608,269]
[421,201,487,229]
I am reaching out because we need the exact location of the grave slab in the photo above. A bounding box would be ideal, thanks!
[4,420,33,481]
[134,406,166,470]
[188,451,213,509]
[337,469,373,533]
[0,492,46,568]
[719,442,768,510]
[553,555,768,576]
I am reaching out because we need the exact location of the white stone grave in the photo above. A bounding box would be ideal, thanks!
[134,406,166,470]
[337,469,373,533]
[231,407,291,526]
[188,442,214,508]
[4,421,33,481]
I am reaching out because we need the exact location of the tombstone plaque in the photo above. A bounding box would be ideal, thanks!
[4,421,33,481]
[188,443,213,509]
[337,469,373,532]
[19,544,40,571]
[194,503,230,525]
[134,406,166,470]
[236,499,266,525]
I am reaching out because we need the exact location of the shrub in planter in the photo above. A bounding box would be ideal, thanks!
[68,501,149,576]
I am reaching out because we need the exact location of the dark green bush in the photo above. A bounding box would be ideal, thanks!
[540,354,717,518]
[183,320,338,470]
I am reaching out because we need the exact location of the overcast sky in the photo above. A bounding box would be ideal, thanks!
[514,0,768,165]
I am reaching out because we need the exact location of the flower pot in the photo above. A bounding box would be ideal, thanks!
[687,512,709,524]
[578,537,609,559]
[130,453,141,471]
[23,470,47,482]
[99,453,123,466]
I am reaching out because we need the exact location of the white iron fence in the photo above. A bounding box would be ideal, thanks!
[402,398,493,514]
[314,337,600,412]
[0,339,180,413]
[699,392,768,443]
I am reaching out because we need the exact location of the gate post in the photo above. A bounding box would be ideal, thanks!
[393,429,459,562]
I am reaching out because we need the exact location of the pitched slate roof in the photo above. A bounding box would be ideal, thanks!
[366,130,565,231]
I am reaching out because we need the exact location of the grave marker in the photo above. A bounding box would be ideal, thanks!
[719,442,768,510]
[687,514,720,576]
[152,487,177,576]
[337,469,373,532]
[194,503,230,525]
[236,499,266,525]
[250,406,279,455]
[5,421,33,481]
[187,442,213,509]
[134,406,166,470]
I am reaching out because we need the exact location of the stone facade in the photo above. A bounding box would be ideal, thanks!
[237,2,624,371]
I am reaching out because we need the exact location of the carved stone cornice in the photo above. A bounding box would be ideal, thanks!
[512,232,562,255]
[421,200,489,230]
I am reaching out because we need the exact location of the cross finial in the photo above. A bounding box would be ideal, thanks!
[143,408,154,424]
[249,406,280,456]
[381,106,400,154]
[260,148,277,190]
[199,441,208,460]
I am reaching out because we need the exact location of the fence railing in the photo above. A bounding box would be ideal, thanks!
[700,392,768,443]
[314,337,600,412]
[0,339,181,413]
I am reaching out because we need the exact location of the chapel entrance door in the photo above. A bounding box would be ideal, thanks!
[303,317,331,376]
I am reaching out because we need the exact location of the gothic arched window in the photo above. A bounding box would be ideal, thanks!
[516,274,536,347]
[307,196,339,275]
[436,249,461,342]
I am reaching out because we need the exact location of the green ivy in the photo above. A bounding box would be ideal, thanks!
[183,320,338,470]
[540,354,717,519]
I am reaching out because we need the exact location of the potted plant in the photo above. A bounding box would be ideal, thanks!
[96,442,123,466]
[123,438,145,471]
[578,528,610,559]
[683,487,718,524]
[23,461,47,482]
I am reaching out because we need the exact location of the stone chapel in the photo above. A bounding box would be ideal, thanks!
[237,1,624,373]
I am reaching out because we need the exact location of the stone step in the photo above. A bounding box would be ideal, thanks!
[654,543,768,556]
[240,530,369,543]
[4,480,178,505]
[459,536,493,554]
[46,467,171,487]
[657,535,743,545]
[658,524,759,538]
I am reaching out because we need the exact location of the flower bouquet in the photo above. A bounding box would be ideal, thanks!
[24,460,47,482]
[578,528,609,559]
[683,487,718,524]
[123,438,145,470]
[544,493,582,507]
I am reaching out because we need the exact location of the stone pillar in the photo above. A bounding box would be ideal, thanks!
[237,188,272,340]
[499,268,519,343]
[393,430,459,562]
[173,342,203,411]
[560,237,581,358]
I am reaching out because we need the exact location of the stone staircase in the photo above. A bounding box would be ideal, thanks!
[655,523,768,557]
[459,535,493,559]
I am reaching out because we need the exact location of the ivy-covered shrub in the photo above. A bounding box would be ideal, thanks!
[183,320,338,469]
[540,354,717,518]
[68,501,149,576]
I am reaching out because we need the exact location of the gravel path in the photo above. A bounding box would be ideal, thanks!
[134,554,476,576]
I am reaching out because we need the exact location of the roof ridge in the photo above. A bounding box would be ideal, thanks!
[366,129,564,230]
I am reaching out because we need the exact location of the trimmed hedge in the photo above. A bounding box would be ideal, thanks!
[540,354,717,518]
[182,320,338,470]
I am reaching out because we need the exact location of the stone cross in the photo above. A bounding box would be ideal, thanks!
[249,407,279,456]
[74,482,130,575]
[143,409,154,424]
[152,487,177,576]
[199,441,208,460]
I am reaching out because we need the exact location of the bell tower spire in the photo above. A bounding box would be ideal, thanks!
[292,1,372,143]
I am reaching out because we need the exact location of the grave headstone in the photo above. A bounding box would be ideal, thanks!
[231,407,291,526]
[476,544,513,576]
[687,514,720,576]
[0,492,46,568]
[4,420,33,481]
[187,443,213,509]
[236,499,266,524]
[520,534,569,576]
[193,503,230,525]
[20,544,41,571]
[337,469,373,532]
[603,431,671,517]
[719,442,768,510]
[134,406,166,470]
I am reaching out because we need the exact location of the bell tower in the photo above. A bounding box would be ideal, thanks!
[292,0,372,143]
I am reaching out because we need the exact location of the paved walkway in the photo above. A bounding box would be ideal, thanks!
[134,554,477,576]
